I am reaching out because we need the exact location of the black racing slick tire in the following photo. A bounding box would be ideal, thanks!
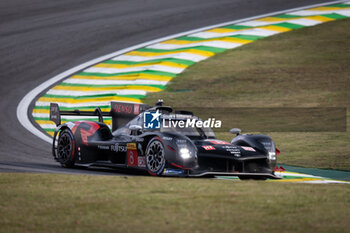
[56,128,76,168]
[145,137,166,176]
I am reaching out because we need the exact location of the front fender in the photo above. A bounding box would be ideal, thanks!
[231,134,277,170]
[141,132,198,170]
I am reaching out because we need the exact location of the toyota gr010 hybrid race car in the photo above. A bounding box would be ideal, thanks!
[49,101,281,179]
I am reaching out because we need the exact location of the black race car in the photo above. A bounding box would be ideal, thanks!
[49,101,280,179]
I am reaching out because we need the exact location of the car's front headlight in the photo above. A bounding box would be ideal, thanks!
[179,147,191,159]
[258,138,277,170]
[177,144,195,159]
[260,140,276,161]
[268,151,276,161]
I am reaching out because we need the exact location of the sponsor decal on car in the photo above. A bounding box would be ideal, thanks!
[138,157,146,168]
[127,143,137,150]
[162,136,173,141]
[176,139,186,143]
[113,103,133,114]
[127,143,138,167]
[202,145,215,150]
[241,146,256,152]
[224,147,241,155]
[222,145,236,149]
[98,145,109,150]
[134,104,140,115]
[111,143,127,152]
[162,168,184,176]
[127,149,138,167]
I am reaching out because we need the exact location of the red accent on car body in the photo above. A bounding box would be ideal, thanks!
[171,163,183,169]
[171,163,191,170]
[71,122,82,135]
[167,145,176,152]
[71,138,76,158]
[276,148,281,155]
[274,166,285,172]
[79,122,100,146]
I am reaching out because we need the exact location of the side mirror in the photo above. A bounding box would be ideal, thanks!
[129,125,143,135]
[230,128,241,135]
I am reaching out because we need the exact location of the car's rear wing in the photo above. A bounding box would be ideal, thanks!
[110,102,151,130]
[50,102,151,131]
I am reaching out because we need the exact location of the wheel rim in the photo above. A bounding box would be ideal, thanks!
[57,132,73,161]
[146,140,164,173]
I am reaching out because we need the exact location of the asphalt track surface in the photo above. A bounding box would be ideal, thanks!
[0,0,334,175]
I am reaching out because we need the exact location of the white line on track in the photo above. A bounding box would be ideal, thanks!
[189,28,280,38]
[16,0,346,144]
[112,53,208,62]
[62,78,168,86]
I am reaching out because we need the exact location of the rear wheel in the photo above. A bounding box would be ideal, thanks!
[57,129,75,168]
[145,137,165,176]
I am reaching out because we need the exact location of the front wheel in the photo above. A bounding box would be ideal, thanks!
[56,128,76,168]
[145,137,166,176]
